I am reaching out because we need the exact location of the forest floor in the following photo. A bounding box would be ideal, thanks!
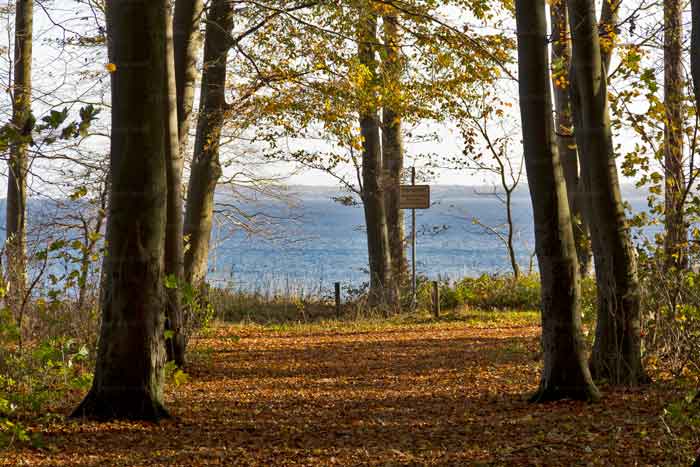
[2,310,699,466]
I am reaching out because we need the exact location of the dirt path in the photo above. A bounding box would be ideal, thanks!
[3,319,694,466]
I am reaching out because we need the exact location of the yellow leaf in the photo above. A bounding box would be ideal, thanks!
[105,63,117,73]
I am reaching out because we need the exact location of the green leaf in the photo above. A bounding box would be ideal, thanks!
[164,274,179,290]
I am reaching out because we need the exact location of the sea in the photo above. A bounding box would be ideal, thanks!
[209,185,657,296]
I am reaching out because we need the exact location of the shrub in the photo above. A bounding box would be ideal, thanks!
[0,240,100,449]
[637,252,700,378]
[455,273,541,310]
[412,273,543,312]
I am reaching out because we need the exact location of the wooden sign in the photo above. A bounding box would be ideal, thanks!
[400,185,430,209]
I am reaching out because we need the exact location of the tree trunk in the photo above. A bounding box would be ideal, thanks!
[515,0,600,402]
[550,0,592,277]
[382,10,407,287]
[599,0,620,74]
[165,0,204,365]
[663,0,686,270]
[183,0,233,289]
[7,0,33,315]
[693,0,700,114]
[504,186,521,280]
[568,0,648,385]
[690,0,700,407]
[358,6,397,309]
[173,0,204,148]
[164,2,186,367]
[71,0,170,421]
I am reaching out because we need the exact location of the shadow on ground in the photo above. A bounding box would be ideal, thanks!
[3,322,693,466]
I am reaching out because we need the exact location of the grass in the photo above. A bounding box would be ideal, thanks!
[220,307,541,335]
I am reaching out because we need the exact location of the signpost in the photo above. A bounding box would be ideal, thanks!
[400,168,430,310]
[399,185,430,209]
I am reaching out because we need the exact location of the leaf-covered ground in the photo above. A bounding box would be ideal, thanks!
[3,312,698,466]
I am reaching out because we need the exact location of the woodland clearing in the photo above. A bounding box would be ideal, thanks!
[2,311,697,466]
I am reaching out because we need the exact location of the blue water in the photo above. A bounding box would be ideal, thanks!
[4,185,655,296]
[208,185,654,295]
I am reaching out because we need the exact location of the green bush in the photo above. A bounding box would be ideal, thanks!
[636,251,700,378]
[0,239,100,450]
[0,336,93,449]
[414,274,542,312]
[455,274,541,310]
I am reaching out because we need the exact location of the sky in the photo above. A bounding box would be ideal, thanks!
[0,0,525,197]
[0,0,674,195]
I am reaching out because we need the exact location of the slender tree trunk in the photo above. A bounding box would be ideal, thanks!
[183,0,233,288]
[515,0,599,402]
[382,10,407,288]
[568,0,648,385]
[504,186,520,280]
[173,0,204,148]
[663,0,686,270]
[164,0,204,365]
[550,0,592,277]
[599,0,620,74]
[689,0,700,412]
[71,0,170,421]
[358,5,397,309]
[164,2,186,366]
[7,0,33,315]
[693,1,700,112]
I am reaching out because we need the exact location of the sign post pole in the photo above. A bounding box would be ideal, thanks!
[398,172,429,311]
[411,167,417,310]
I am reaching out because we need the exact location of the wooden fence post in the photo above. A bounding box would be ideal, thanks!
[335,282,341,318]
[432,281,440,318]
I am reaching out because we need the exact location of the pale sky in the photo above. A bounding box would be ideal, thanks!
[0,0,673,195]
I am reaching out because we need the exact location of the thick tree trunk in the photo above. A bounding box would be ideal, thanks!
[164,3,186,366]
[7,0,33,314]
[358,6,397,309]
[515,0,599,402]
[183,0,233,288]
[382,11,407,287]
[663,0,686,270]
[568,0,648,385]
[550,0,592,277]
[71,0,170,421]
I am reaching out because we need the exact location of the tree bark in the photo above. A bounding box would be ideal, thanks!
[690,0,700,408]
[568,0,648,385]
[358,5,397,309]
[183,0,233,289]
[173,0,204,147]
[503,177,521,280]
[382,10,408,287]
[550,0,592,277]
[599,0,620,74]
[164,2,186,366]
[71,0,170,421]
[693,1,700,112]
[663,0,686,270]
[7,0,33,314]
[164,0,204,366]
[515,0,599,402]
